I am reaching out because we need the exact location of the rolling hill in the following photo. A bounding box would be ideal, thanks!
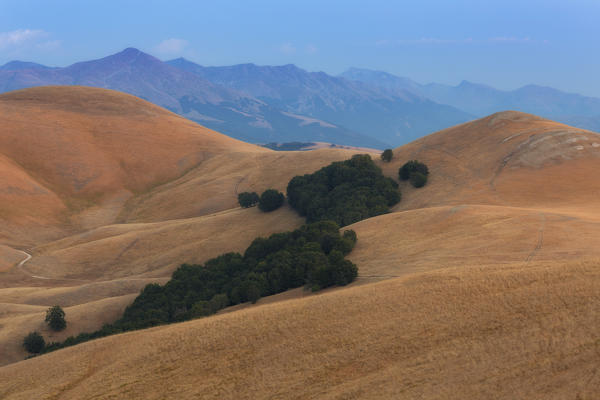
[0,85,599,398]
[0,85,358,365]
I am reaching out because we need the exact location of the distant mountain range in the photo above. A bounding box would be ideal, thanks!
[341,68,600,132]
[1,49,599,147]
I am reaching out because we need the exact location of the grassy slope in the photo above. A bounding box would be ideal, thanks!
[1,92,600,398]
[1,261,598,399]
[0,86,358,365]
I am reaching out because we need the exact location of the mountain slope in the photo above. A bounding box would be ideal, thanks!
[168,58,473,145]
[0,61,52,70]
[0,49,386,148]
[342,68,600,132]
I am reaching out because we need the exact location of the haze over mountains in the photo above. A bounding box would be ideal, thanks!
[2,47,600,146]
[342,67,600,132]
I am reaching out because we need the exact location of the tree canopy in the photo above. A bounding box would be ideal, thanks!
[399,160,429,181]
[287,154,400,226]
[45,305,66,331]
[381,149,393,162]
[23,331,45,354]
[258,189,285,212]
[43,221,358,353]
[238,191,259,208]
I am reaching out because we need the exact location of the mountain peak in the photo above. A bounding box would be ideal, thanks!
[1,60,51,70]
[107,47,158,63]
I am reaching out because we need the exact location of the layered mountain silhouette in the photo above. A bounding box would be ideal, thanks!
[3,48,599,147]
[167,58,472,145]
[341,67,600,132]
[0,49,474,148]
[0,49,383,147]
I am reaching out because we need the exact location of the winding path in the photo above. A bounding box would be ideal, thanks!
[15,250,52,280]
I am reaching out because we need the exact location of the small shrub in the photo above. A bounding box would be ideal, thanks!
[23,331,45,353]
[258,189,285,212]
[381,149,393,162]
[238,192,259,208]
[409,172,428,188]
[45,305,66,331]
[399,160,429,181]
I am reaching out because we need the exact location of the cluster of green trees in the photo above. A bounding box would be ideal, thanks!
[238,191,259,208]
[399,160,429,188]
[238,189,285,211]
[27,154,412,356]
[39,221,357,354]
[287,154,400,226]
[22,305,66,354]
[258,189,284,211]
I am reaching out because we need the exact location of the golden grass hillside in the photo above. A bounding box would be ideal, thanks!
[2,88,600,398]
[0,86,265,243]
[381,111,600,213]
[0,86,357,365]
[1,261,598,399]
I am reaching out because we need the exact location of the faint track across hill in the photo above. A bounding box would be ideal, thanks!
[15,249,88,282]
[525,213,546,263]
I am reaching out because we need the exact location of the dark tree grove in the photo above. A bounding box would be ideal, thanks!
[39,154,406,356]
[287,154,400,226]
[238,191,260,208]
[23,331,45,354]
[258,189,285,212]
[43,221,357,354]
[381,149,393,162]
[45,305,66,331]
[399,160,429,181]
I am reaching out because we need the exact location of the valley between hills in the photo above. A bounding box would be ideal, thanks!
[1,86,599,399]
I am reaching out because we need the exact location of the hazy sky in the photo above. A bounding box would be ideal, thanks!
[1,0,599,96]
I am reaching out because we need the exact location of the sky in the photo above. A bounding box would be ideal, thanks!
[1,0,600,96]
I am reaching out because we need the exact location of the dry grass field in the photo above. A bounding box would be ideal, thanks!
[0,86,355,365]
[1,87,599,398]
[1,261,598,399]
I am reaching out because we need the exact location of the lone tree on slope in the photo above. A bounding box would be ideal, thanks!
[381,149,393,162]
[23,331,45,354]
[45,305,66,331]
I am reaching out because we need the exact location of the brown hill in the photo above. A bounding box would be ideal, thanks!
[0,86,265,243]
[2,101,600,397]
[0,86,357,365]
[1,261,598,399]
[380,111,600,213]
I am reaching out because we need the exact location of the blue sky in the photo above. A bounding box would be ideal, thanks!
[1,0,599,96]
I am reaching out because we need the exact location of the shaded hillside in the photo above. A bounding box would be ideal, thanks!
[0,49,385,148]
[167,58,473,144]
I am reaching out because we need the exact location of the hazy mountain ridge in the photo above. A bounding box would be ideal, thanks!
[341,67,600,132]
[0,49,385,148]
[168,58,473,144]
